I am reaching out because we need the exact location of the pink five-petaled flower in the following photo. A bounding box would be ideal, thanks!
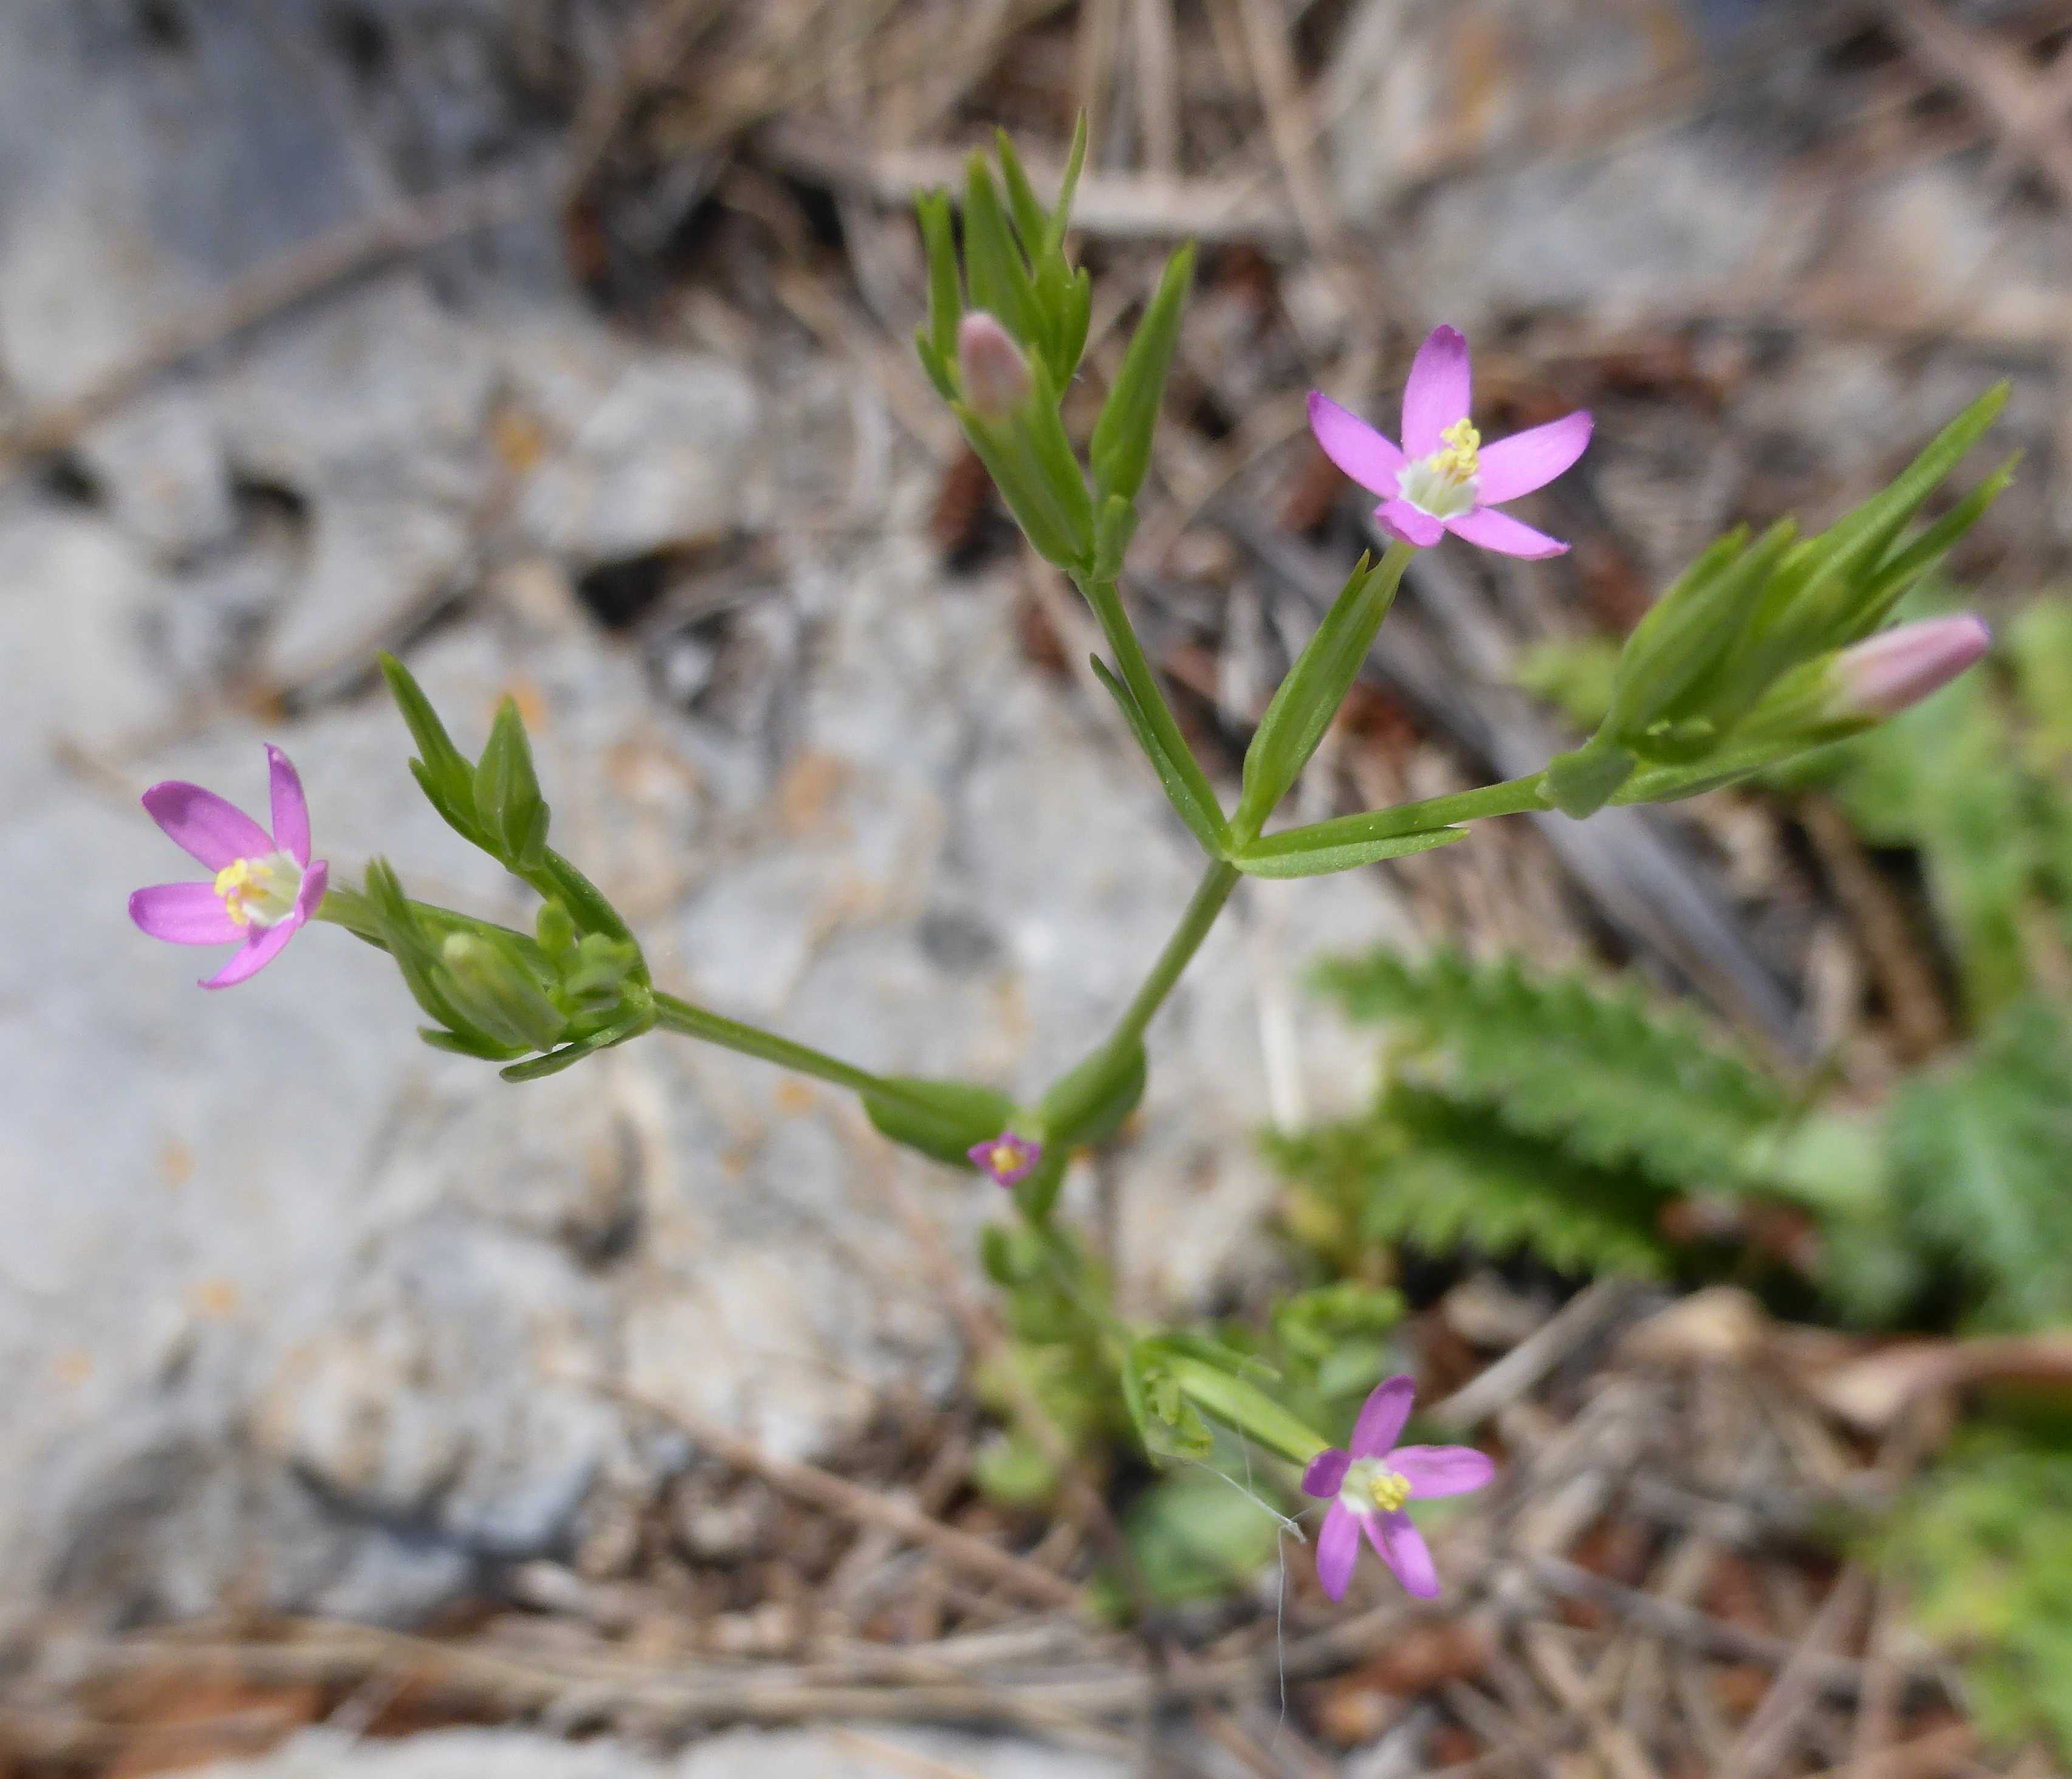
[967,1130,1043,1188]
[1300,1374,1494,1602]
[1308,326,1592,560]
[129,746,329,989]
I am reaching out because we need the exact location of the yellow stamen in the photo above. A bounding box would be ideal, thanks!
[1433,418,1481,482]
[989,1143,1023,1174]
[1367,1468,1412,1513]
[213,852,299,929]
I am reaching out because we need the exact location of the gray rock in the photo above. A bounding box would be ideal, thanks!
[186,1726,1129,1779]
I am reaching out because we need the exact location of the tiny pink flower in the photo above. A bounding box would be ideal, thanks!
[129,745,328,989]
[1830,614,1990,720]
[1308,326,1591,560]
[1300,1374,1494,1602]
[967,1130,1043,1187]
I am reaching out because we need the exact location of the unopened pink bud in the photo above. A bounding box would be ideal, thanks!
[1831,615,1991,719]
[956,313,1031,419]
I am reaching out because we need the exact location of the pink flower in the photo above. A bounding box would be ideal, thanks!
[967,1130,1043,1187]
[1308,326,1591,559]
[1300,1374,1494,1601]
[1830,614,1990,720]
[129,746,328,989]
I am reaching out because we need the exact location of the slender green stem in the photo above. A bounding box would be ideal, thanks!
[1101,858,1241,1058]
[651,991,936,1114]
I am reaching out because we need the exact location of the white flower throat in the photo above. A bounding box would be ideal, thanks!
[214,851,301,928]
[1396,418,1481,521]
[1341,1456,1412,1515]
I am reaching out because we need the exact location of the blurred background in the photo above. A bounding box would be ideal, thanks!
[3,0,2070,1774]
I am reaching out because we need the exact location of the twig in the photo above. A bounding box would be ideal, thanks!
[605,1386,1082,1611]
[1529,1560,1889,1702]
[1428,1279,1637,1433]
[1723,1568,1873,1778]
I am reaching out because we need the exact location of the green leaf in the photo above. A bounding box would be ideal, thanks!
[993,128,1049,261]
[1230,824,1463,879]
[1039,113,1088,261]
[862,1076,1019,1169]
[1237,548,1407,831]
[1162,1354,1329,1466]
[380,652,478,838]
[499,1012,651,1082]
[473,697,551,870]
[960,156,1040,351]
[1543,740,1637,818]
[1121,1470,1284,1607]
[1089,243,1194,506]
[1887,998,2072,1331]
[1087,655,1226,856]
[1038,1040,1147,1149]
[914,188,962,400]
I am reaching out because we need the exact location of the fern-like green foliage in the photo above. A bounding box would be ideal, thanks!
[1274,950,1808,1281]
[1320,949,1790,1188]
[1271,1084,1675,1278]
[1878,1424,2072,1758]
[1887,997,2072,1332]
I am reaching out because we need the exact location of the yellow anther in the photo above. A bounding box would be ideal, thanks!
[1433,418,1481,481]
[213,852,298,929]
[1367,1468,1412,1513]
[989,1143,1021,1173]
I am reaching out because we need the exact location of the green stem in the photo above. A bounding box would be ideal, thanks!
[1102,858,1241,1058]
[650,991,938,1115]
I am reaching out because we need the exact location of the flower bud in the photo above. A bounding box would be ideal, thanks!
[439,932,569,1053]
[956,312,1031,419]
[1828,614,1990,720]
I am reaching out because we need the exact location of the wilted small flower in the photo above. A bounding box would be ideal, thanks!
[1829,614,1990,720]
[1300,1374,1494,1601]
[957,312,1033,419]
[967,1130,1042,1187]
[129,746,328,989]
[1309,326,1591,559]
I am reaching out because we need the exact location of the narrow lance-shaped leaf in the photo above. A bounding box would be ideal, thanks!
[1089,243,1195,506]
[1237,549,1407,832]
[1230,825,1466,879]
[913,189,962,400]
[473,697,551,870]
[1088,655,1225,855]
[379,652,478,836]
[961,157,1040,351]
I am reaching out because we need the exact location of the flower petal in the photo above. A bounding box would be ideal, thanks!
[1388,1444,1496,1499]
[1400,325,1471,457]
[1302,1448,1353,1499]
[1474,411,1593,504]
[1350,1375,1416,1459]
[141,781,273,871]
[1374,498,1445,550]
[129,881,240,946]
[1316,1503,1361,1602]
[1368,1510,1439,1599]
[1444,505,1569,559]
[200,918,297,989]
[292,858,329,926]
[1307,391,1405,497]
[267,745,311,866]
